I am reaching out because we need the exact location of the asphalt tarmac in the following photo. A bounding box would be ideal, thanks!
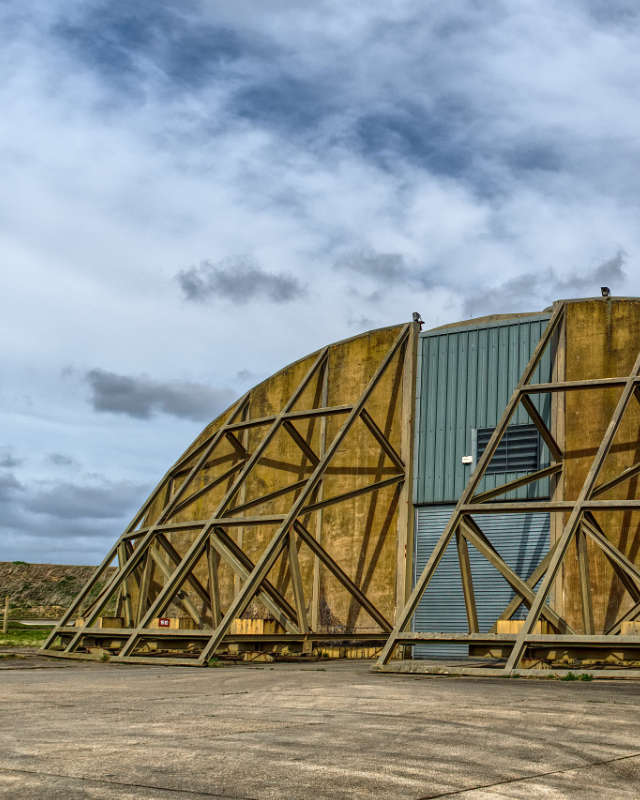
[1,652,639,799]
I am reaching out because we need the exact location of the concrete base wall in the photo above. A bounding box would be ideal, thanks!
[560,298,640,631]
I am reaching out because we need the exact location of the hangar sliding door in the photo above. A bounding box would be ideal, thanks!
[414,315,553,505]
[412,314,554,659]
[413,506,550,658]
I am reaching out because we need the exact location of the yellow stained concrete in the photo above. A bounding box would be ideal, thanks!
[132,299,640,644]
[562,298,640,632]
[142,325,407,632]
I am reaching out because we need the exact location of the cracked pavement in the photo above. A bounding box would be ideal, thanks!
[2,653,640,798]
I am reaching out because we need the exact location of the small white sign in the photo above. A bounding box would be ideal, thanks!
[461,455,473,464]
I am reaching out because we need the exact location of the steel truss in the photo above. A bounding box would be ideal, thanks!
[42,325,413,665]
[376,301,640,677]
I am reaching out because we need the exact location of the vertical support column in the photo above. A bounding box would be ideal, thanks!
[208,537,222,626]
[117,543,133,627]
[549,302,566,620]
[311,362,329,630]
[136,549,153,625]
[163,478,173,509]
[288,529,309,632]
[2,596,9,634]
[123,540,142,618]
[115,590,124,619]
[576,527,595,634]
[456,529,478,633]
[395,322,418,623]
[234,402,251,596]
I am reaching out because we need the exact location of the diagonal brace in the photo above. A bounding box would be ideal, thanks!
[460,517,574,634]
[294,521,392,632]
[359,409,404,470]
[520,394,562,462]
[211,527,299,630]
[117,349,330,657]
[283,420,320,465]
[197,325,409,664]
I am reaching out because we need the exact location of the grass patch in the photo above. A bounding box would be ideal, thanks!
[558,671,595,682]
[0,623,50,648]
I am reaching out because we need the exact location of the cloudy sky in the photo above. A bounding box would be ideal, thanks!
[1,1,638,564]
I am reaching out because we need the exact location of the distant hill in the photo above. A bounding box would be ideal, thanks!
[0,561,116,619]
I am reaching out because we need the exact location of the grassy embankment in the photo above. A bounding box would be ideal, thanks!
[1,560,116,624]
[0,622,50,648]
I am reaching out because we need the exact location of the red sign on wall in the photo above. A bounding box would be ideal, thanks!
[158,617,171,627]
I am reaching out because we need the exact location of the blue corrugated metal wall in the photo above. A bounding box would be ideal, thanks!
[413,506,550,658]
[412,315,554,657]
[414,315,553,505]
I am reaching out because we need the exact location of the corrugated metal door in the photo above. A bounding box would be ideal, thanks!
[413,505,550,658]
[414,315,553,505]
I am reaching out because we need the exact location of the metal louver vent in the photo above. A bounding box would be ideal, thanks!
[477,424,539,474]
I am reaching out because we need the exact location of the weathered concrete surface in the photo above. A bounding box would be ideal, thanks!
[561,299,640,631]
[122,324,409,633]
[2,657,640,799]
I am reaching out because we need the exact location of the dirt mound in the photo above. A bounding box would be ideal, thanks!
[0,561,115,619]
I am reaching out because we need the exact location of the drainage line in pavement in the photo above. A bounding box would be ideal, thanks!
[417,750,640,799]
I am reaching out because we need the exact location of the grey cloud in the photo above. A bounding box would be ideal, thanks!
[589,250,626,287]
[335,250,439,290]
[52,2,268,97]
[0,448,22,469]
[0,471,24,500]
[552,249,626,294]
[347,315,379,330]
[235,369,255,382]
[336,250,408,282]
[231,76,333,132]
[29,478,147,520]
[0,473,152,564]
[346,287,386,304]
[15,1,640,211]
[463,251,628,317]
[0,533,114,566]
[235,369,265,387]
[5,0,640,567]
[47,453,76,467]
[177,257,305,304]
[86,369,235,421]
[463,274,548,318]
[581,0,640,26]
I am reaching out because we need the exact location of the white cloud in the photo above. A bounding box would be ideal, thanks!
[1,0,640,562]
